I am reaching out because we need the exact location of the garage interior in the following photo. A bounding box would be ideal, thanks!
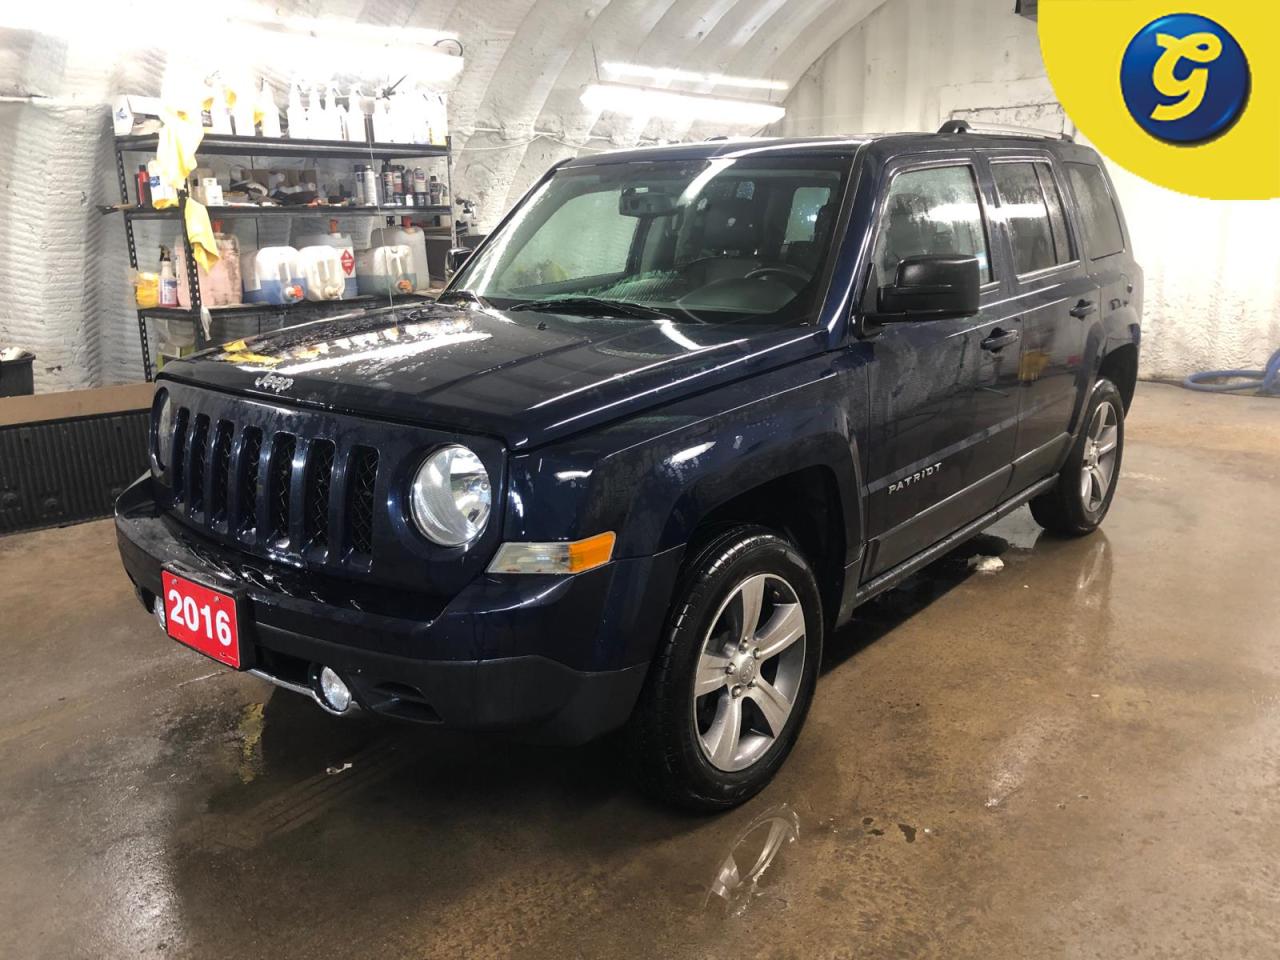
[2,0,1278,957]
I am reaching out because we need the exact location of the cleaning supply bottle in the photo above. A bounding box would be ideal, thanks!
[159,247,179,307]
[286,82,308,139]
[373,91,393,142]
[136,165,150,207]
[242,247,305,305]
[296,246,346,300]
[363,165,378,207]
[328,84,349,140]
[355,244,416,296]
[371,217,431,291]
[293,219,357,298]
[258,80,282,138]
[349,85,371,142]
[230,78,256,137]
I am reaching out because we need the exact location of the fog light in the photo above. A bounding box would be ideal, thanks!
[153,596,167,631]
[316,666,353,714]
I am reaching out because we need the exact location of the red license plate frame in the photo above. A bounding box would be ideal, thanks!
[160,570,246,669]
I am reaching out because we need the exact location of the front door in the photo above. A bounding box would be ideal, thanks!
[861,158,1022,578]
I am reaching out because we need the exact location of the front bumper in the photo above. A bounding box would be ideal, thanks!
[116,476,683,744]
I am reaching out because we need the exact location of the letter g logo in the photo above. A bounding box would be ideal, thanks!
[1121,14,1250,144]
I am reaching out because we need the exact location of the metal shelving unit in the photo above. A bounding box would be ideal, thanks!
[113,131,454,381]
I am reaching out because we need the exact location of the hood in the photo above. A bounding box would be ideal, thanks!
[160,302,826,449]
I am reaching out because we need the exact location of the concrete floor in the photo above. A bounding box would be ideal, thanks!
[2,382,1278,959]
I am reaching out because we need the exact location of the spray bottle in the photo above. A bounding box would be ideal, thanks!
[286,82,308,139]
[159,246,179,307]
[258,81,282,138]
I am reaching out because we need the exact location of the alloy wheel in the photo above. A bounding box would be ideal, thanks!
[1080,399,1120,513]
[693,574,807,772]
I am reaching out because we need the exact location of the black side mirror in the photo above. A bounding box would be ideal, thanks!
[875,255,980,321]
[448,247,473,273]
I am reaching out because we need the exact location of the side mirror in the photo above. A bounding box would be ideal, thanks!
[448,247,473,274]
[875,255,980,321]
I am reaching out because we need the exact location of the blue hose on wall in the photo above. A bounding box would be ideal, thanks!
[1182,347,1280,396]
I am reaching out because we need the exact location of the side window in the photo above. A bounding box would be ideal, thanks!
[503,190,637,289]
[991,162,1058,275]
[1036,165,1073,263]
[872,165,992,286]
[784,186,834,243]
[1067,162,1125,259]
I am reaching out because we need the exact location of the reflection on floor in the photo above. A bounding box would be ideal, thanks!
[1,383,1278,959]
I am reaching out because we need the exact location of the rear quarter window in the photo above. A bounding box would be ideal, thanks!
[1067,162,1125,260]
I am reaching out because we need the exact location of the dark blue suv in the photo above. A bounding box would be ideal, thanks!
[116,124,1142,810]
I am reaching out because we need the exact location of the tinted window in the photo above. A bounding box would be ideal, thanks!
[504,190,637,288]
[873,165,992,285]
[1036,164,1073,263]
[1067,162,1125,259]
[992,162,1056,275]
[453,157,851,326]
[785,186,834,243]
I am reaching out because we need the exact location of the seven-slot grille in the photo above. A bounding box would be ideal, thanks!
[165,405,380,566]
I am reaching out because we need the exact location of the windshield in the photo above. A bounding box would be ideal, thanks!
[451,155,851,326]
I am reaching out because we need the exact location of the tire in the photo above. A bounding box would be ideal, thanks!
[1030,377,1126,537]
[627,524,824,812]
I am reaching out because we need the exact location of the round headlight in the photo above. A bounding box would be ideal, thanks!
[154,390,173,471]
[409,445,491,546]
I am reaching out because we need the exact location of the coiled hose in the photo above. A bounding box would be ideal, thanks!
[1183,347,1280,396]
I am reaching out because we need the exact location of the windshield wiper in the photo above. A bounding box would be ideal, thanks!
[436,288,490,308]
[508,296,674,321]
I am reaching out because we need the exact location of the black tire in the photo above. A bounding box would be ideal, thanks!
[1030,377,1126,537]
[627,524,824,812]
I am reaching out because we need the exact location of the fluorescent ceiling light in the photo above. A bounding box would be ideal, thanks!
[601,62,787,93]
[580,83,785,126]
[0,4,462,83]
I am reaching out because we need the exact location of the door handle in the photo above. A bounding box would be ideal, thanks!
[980,328,1020,352]
[1070,299,1096,319]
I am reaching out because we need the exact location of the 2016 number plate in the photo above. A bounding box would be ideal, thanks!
[161,571,241,669]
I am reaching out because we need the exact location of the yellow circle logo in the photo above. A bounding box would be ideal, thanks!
[1040,1,1278,198]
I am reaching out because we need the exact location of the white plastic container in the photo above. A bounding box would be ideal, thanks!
[370,219,430,290]
[242,247,305,305]
[355,245,416,297]
[293,219,357,298]
[296,246,346,301]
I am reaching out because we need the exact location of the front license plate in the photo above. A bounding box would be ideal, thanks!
[160,571,242,669]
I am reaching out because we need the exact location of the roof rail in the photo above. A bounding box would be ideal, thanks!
[937,118,1074,142]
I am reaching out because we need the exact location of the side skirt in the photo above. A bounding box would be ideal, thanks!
[851,475,1058,609]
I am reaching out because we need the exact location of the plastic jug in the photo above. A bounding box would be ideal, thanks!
[297,246,346,301]
[355,245,416,297]
[293,220,357,298]
[177,224,243,308]
[370,218,431,290]
[242,247,305,305]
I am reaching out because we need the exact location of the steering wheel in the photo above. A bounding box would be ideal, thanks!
[744,265,810,291]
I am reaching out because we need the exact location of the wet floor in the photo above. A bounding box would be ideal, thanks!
[2,383,1278,959]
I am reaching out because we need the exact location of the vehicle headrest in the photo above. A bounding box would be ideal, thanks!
[702,198,760,253]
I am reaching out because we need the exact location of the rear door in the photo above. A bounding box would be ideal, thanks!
[861,155,1022,577]
[986,153,1095,490]
[1063,159,1138,372]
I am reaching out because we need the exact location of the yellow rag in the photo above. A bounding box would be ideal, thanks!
[183,199,220,271]
[154,109,204,209]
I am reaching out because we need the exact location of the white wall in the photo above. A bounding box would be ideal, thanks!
[777,0,1280,380]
